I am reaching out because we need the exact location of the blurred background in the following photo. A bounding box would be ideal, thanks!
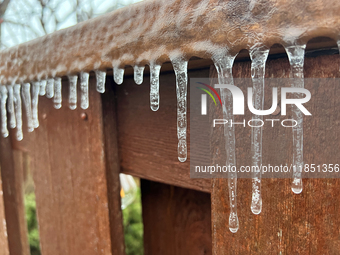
[0,1,144,254]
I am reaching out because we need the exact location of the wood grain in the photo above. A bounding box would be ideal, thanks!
[141,179,212,255]
[0,171,9,255]
[26,77,123,255]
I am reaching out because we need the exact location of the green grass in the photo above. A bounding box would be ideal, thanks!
[25,188,144,255]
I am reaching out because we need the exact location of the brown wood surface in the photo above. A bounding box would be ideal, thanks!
[141,179,212,255]
[25,77,124,255]
[0,171,9,255]
[0,136,30,255]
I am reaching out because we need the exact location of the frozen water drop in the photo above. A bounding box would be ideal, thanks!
[6,85,16,128]
[21,83,34,132]
[212,51,238,233]
[0,86,9,137]
[95,70,106,93]
[53,77,62,109]
[134,66,145,85]
[171,57,188,162]
[39,80,47,96]
[285,44,306,194]
[46,78,54,98]
[68,75,78,110]
[249,47,269,215]
[114,67,124,85]
[149,63,161,111]
[32,82,40,128]
[13,84,23,141]
[80,72,89,110]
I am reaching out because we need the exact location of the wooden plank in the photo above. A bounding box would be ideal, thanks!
[27,76,123,255]
[141,179,211,255]
[0,136,30,255]
[0,172,9,255]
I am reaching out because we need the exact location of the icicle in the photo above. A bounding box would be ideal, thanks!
[134,66,145,85]
[21,83,34,132]
[249,47,269,215]
[13,84,23,141]
[6,85,16,129]
[114,67,124,85]
[171,57,188,162]
[212,52,239,233]
[0,86,9,137]
[285,44,306,194]
[53,77,62,109]
[32,82,40,129]
[39,80,47,96]
[68,75,78,110]
[80,72,89,110]
[46,78,54,98]
[95,70,106,93]
[149,63,161,111]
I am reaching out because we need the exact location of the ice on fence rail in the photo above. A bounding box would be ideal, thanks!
[68,75,78,110]
[171,57,188,163]
[95,70,106,93]
[80,72,89,110]
[285,44,306,195]
[21,83,34,132]
[6,85,16,129]
[32,82,40,129]
[134,66,145,85]
[13,84,23,141]
[212,51,239,233]
[0,86,9,138]
[53,77,62,109]
[149,64,161,111]
[249,47,269,215]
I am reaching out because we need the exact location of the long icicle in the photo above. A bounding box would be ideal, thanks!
[13,84,23,141]
[0,86,9,137]
[149,63,161,111]
[68,75,78,110]
[21,83,34,132]
[249,47,269,215]
[212,51,239,233]
[285,44,306,194]
[80,72,89,110]
[6,85,16,129]
[171,56,188,162]
[32,81,40,129]
[95,70,106,93]
[53,77,62,109]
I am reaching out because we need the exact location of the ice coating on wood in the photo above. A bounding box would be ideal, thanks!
[249,47,269,215]
[39,80,47,96]
[171,57,188,162]
[285,44,306,195]
[53,77,62,109]
[80,72,89,110]
[149,64,161,111]
[68,75,78,110]
[212,51,239,233]
[95,70,106,93]
[13,84,23,141]
[0,86,9,137]
[21,83,34,132]
[32,82,40,128]
[6,85,16,129]
[113,67,124,85]
[134,66,145,85]
[46,78,54,99]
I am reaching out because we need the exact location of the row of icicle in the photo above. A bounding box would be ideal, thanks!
[0,42,332,233]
